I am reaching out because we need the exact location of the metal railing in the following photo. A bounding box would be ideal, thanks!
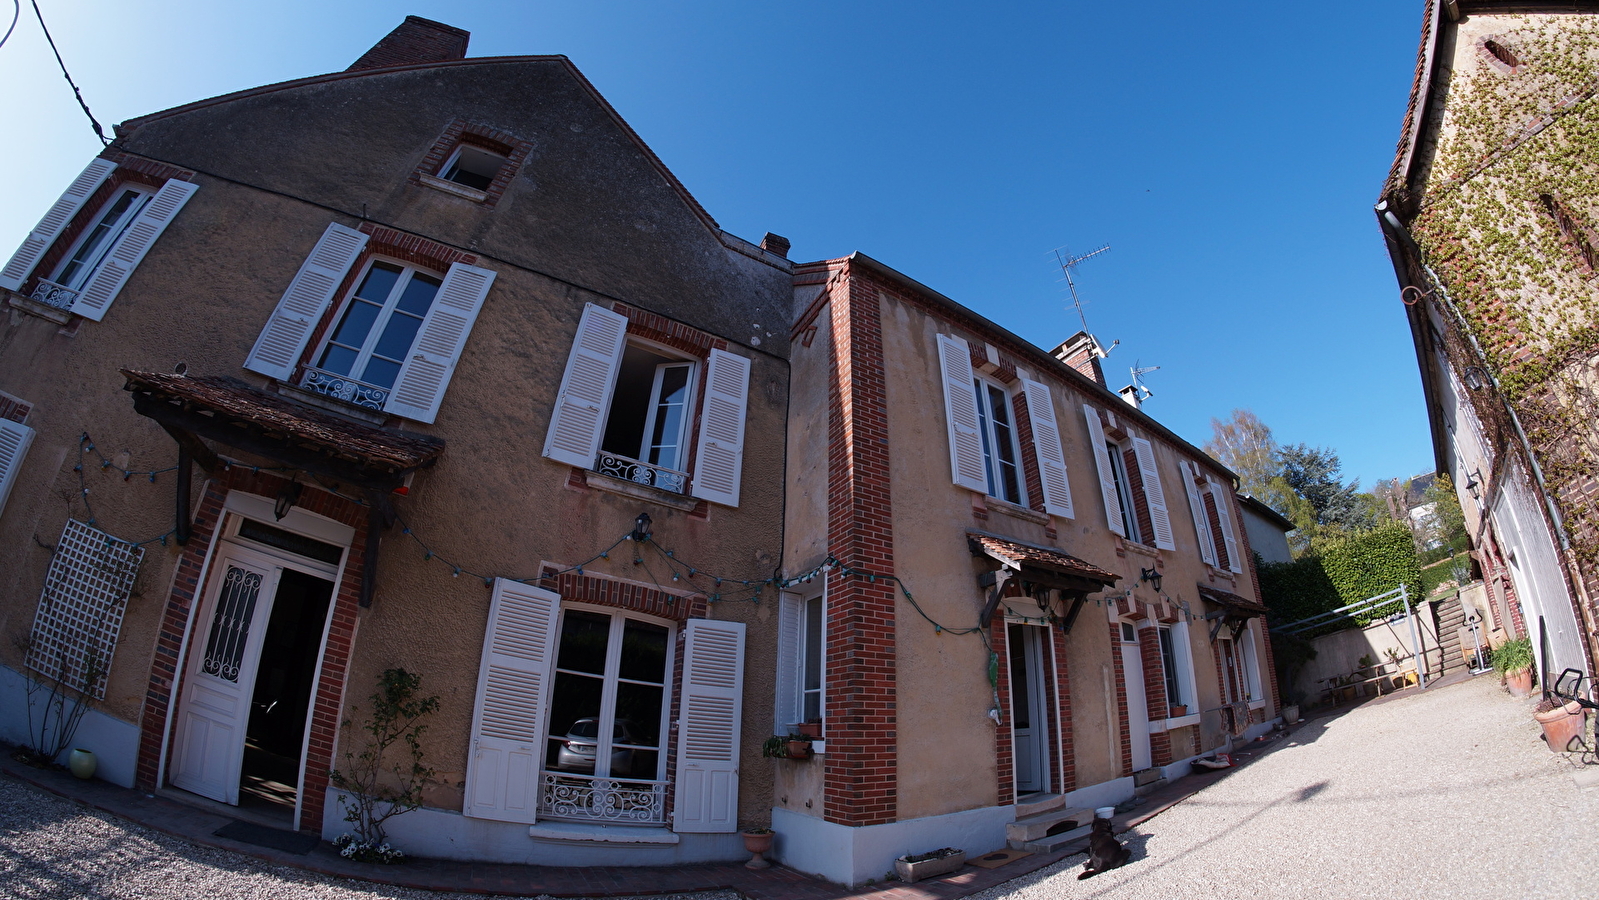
[300,366,389,411]
[595,452,688,494]
[29,279,80,310]
[539,771,668,824]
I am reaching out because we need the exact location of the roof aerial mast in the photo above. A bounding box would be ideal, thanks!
[1053,244,1111,333]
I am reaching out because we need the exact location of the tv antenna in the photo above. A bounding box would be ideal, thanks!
[1053,244,1111,333]
[1129,360,1160,403]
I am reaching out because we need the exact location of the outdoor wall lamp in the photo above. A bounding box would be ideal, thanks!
[632,512,653,543]
[1140,567,1163,593]
[1463,366,1488,391]
[1464,470,1483,502]
[274,481,302,521]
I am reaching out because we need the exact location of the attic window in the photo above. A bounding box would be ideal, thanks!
[1538,193,1599,272]
[440,145,505,191]
[1478,37,1522,74]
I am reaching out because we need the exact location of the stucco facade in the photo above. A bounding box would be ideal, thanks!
[771,255,1279,885]
[1376,0,1599,684]
[0,18,789,866]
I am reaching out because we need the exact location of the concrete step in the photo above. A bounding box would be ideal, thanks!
[1005,806,1093,843]
[1018,823,1093,854]
[1013,792,1065,819]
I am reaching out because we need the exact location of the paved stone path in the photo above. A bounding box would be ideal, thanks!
[968,673,1599,900]
[2,673,1594,899]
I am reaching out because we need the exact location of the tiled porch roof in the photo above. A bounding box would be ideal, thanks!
[1197,583,1269,617]
[968,532,1119,586]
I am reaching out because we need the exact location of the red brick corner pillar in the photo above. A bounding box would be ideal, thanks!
[1138,626,1172,767]
[822,264,897,827]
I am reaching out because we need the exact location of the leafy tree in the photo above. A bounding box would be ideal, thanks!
[1279,443,1376,532]
[1204,409,1293,511]
[1423,472,1467,549]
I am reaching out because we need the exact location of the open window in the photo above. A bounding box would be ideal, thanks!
[242,222,496,424]
[973,377,1025,505]
[0,157,196,321]
[412,122,532,206]
[777,590,825,734]
[1158,621,1197,715]
[440,144,507,191]
[543,303,750,506]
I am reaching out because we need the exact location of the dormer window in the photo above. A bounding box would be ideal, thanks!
[440,144,506,191]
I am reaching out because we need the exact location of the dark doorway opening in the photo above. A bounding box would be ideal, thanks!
[239,568,334,820]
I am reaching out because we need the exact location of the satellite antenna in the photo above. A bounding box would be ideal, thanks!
[1053,244,1111,333]
[1129,360,1160,403]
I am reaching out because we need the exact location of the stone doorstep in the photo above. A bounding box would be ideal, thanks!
[1132,767,1164,787]
[1134,776,1170,797]
[1017,822,1093,854]
[1012,792,1065,819]
[1005,806,1094,843]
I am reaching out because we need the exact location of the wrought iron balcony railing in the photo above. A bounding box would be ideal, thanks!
[595,452,688,494]
[539,771,668,824]
[29,279,80,310]
[300,366,389,411]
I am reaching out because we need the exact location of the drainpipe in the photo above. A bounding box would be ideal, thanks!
[1375,202,1571,553]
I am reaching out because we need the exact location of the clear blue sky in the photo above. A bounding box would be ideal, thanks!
[0,0,1432,488]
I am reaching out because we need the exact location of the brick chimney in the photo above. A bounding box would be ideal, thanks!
[1052,331,1108,388]
[348,17,470,72]
[760,232,791,259]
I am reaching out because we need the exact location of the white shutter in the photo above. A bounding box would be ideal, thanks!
[1083,405,1124,536]
[384,262,496,423]
[692,349,751,507]
[775,594,802,732]
[0,158,117,291]
[1132,438,1174,550]
[674,618,745,833]
[937,334,988,492]
[1021,378,1073,518]
[1210,483,1244,573]
[243,223,369,380]
[69,179,198,321]
[0,419,36,518]
[463,579,561,824]
[542,303,627,468]
[1182,461,1218,566]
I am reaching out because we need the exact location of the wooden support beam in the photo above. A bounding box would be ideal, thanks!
[360,500,384,609]
[1059,592,1089,635]
[175,445,193,545]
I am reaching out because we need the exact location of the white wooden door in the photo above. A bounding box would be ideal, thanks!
[1119,626,1152,773]
[171,547,284,804]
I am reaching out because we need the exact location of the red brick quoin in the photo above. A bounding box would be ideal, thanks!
[823,263,898,827]
[136,468,367,834]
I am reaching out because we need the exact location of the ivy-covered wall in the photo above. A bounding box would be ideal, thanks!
[1404,14,1599,581]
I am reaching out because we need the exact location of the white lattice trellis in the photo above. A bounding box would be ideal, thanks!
[27,519,144,699]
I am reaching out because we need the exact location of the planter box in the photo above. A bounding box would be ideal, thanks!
[895,849,965,883]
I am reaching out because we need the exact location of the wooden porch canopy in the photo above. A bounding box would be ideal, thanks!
[1196,583,1270,642]
[968,531,1120,633]
[122,370,445,606]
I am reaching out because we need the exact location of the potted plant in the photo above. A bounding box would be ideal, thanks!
[1492,637,1534,699]
[761,735,790,758]
[1533,698,1587,752]
[795,720,823,739]
[785,735,813,759]
[1168,704,1188,718]
[894,847,966,883]
[741,827,774,869]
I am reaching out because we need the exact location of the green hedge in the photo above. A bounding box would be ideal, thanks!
[1420,551,1473,598]
[1259,523,1423,635]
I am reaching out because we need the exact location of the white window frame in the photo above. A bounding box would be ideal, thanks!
[544,602,677,786]
[973,377,1026,505]
[601,339,699,476]
[1106,440,1143,544]
[439,143,507,191]
[48,185,155,293]
[1157,621,1198,717]
[307,259,444,393]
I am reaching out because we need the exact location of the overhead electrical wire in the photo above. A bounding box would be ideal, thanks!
[30,0,107,145]
[0,0,20,52]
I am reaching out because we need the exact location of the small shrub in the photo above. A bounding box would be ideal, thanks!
[1491,637,1534,675]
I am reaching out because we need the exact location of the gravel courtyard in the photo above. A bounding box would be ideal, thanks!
[974,672,1599,900]
[0,673,1594,899]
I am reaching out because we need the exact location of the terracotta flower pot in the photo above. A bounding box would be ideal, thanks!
[742,830,774,869]
[1506,668,1534,699]
[786,739,812,759]
[1535,701,1587,752]
[795,721,823,739]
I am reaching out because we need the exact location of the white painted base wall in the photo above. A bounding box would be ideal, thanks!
[1061,775,1135,813]
[0,663,141,788]
[322,788,745,866]
[771,803,1015,886]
